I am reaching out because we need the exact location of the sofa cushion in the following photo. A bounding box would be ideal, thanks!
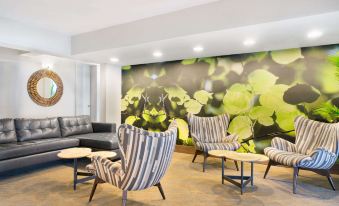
[58,116,93,137]
[0,138,79,161]
[0,119,17,144]
[72,133,118,150]
[15,118,61,142]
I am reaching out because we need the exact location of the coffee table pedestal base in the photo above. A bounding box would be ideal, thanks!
[222,160,254,195]
[73,158,95,190]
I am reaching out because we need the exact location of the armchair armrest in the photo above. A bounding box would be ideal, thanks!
[297,148,337,169]
[190,132,200,143]
[222,134,238,142]
[92,122,116,133]
[91,156,124,180]
[271,137,296,152]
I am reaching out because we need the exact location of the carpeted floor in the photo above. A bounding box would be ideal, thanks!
[0,152,338,206]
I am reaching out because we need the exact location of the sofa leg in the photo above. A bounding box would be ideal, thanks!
[156,182,166,200]
[293,167,298,194]
[192,150,198,163]
[203,152,208,172]
[88,177,100,202]
[234,160,239,171]
[122,190,128,206]
[325,170,336,191]
[263,160,272,179]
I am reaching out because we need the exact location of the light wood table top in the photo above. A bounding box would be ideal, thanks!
[88,151,117,159]
[57,148,92,159]
[208,150,268,163]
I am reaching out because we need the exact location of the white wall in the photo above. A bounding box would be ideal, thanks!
[92,64,121,125]
[105,64,121,125]
[0,17,70,56]
[75,63,91,116]
[0,47,90,118]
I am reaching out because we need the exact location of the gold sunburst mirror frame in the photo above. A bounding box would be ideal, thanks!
[27,69,63,107]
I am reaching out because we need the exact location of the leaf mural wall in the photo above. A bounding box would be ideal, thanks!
[121,44,339,154]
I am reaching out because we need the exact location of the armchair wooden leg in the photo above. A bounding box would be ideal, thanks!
[192,150,198,163]
[293,167,298,194]
[234,160,239,171]
[156,182,166,200]
[203,152,208,172]
[263,160,272,179]
[88,177,100,202]
[325,170,336,191]
[122,190,128,206]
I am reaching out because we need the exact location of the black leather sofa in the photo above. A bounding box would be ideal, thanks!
[0,115,119,173]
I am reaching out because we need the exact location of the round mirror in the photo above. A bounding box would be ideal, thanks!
[37,77,58,98]
[27,69,63,107]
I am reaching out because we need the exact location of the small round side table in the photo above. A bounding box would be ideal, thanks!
[58,147,92,190]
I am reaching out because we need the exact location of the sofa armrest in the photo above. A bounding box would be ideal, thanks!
[271,137,296,152]
[92,122,116,133]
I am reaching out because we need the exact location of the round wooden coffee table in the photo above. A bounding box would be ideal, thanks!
[88,151,117,159]
[58,148,117,190]
[208,150,268,195]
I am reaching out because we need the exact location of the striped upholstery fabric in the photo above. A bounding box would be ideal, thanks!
[91,121,178,191]
[187,113,240,152]
[264,116,339,169]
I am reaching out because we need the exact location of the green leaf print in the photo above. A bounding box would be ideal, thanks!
[271,48,304,65]
[164,86,190,106]
[193,90,213,105]
[248,69,278,94]
[228,116,253,140]
[249,106,275,126]
[223,90,253,115]
[184,99,203,114]
[125,116,140,125]
[182,58,197,65]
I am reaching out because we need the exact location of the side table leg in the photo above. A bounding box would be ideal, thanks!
[251,162,254,186]
[73,158,77,191]
[240,161,244,195]
[221,158,225,184]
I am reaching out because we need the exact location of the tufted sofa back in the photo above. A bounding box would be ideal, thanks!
[0,119,17,143]
[58,115,93,137]
[15,118,61,142]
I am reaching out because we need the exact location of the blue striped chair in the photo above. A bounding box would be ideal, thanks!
[264,116,339,193]
[88,121,177,206]
[187,113,241,172]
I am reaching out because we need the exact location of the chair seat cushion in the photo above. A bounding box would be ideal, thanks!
[0,138,79,161]
[264,147,312,167]
[196,141,240,152]
[71,133,119,150]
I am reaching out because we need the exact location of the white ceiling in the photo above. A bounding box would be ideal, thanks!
[72,12,339,66]
[0,0,218,35]
[0,0,339,66]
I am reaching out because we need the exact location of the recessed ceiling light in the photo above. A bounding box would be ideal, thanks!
[153,51,163,57]
[243,39,256,46]
[307,30,323,39]
[110,57,119,62]
[193,46,204,52]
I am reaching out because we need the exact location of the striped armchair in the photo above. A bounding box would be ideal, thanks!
[88,121,178,206]
[264,116,339,193]
[187,113,241,172]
